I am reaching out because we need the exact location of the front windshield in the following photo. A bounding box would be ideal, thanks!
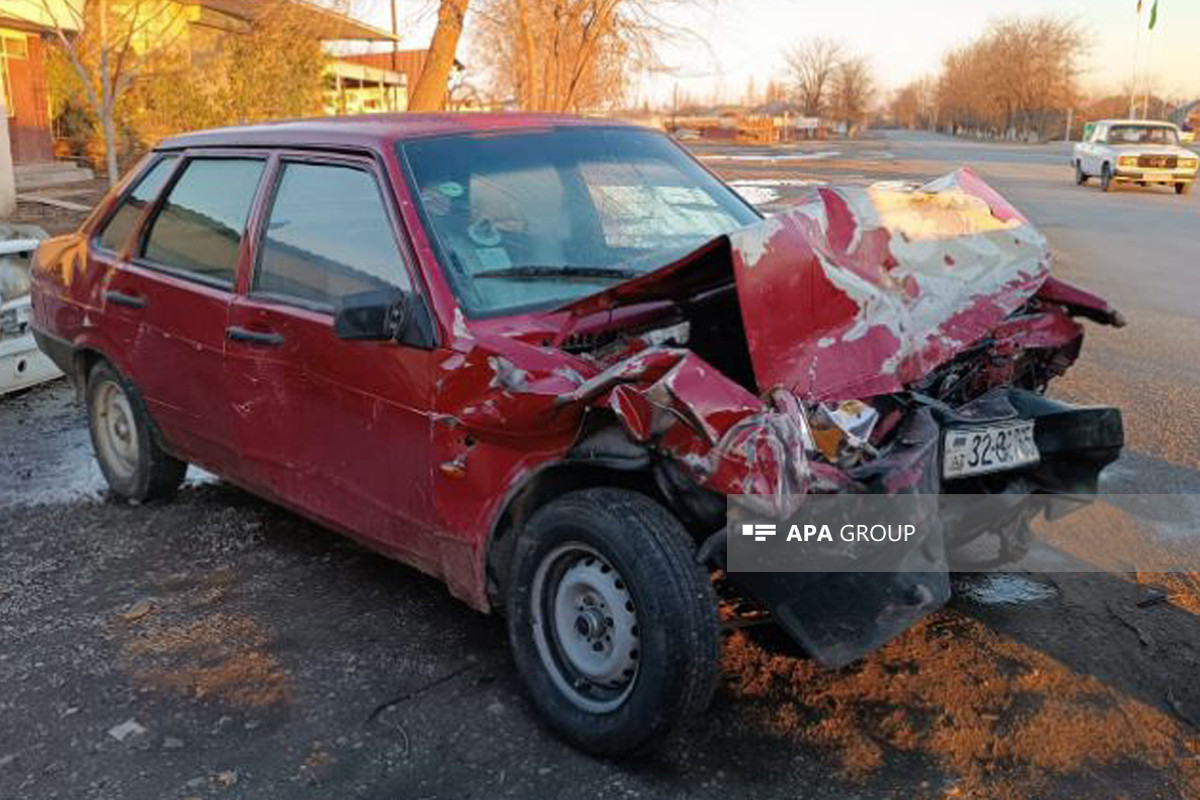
[1106,125,1180,146]
[400,127,759,316]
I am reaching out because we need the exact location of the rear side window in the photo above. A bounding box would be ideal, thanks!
[255,162,411,308]
[141,158,265,286]
[96,156,177,253]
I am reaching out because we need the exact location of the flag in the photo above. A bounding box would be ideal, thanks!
[1149,0,1159,28]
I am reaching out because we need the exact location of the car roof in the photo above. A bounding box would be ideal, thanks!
[156,113,640,152]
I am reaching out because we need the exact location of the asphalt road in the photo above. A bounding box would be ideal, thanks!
[2,131,1199,800]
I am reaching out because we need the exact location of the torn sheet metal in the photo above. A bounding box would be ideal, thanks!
[556,168,1060,403]
[730,167,1050,401]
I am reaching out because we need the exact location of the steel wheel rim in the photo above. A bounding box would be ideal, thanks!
[530,542,640,713]
[93,380,139,481]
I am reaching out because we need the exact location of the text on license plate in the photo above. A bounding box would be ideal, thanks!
[943,421,1039,479]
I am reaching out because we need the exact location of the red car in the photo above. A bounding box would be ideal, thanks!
[30,114,1123,756]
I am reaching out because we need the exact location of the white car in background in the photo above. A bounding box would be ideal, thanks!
[1,226,62,396]
[1073,120,1198,195]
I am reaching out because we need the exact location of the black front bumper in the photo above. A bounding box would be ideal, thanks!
[726,389,1123,667]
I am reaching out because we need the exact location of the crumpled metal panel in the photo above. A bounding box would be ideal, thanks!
[730,167,1051,401]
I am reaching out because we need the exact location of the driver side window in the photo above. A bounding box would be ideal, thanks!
[254,161,412,309]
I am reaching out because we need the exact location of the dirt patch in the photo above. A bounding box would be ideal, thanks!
[113,567,290,707]
[1136,572,1200,616]
[722,610,1200,799]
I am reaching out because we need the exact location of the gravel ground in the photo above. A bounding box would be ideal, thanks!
[3,133,1199,799]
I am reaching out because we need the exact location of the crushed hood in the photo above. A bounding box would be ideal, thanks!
[559,168,1051,401]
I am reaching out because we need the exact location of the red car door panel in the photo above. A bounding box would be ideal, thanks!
[225,155,437,565]
[119,155,268,469]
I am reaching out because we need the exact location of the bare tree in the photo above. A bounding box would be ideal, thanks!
[408,0,470,111]
[889,76,937,130]
[934,16,1084,140]
[38,0,188,186]
[830,55,873,133]
[474,0,700,113]
[784,36,843,117]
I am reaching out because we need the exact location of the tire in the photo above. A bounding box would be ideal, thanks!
[1100,163,1113,192]
[1177,182,1192,196]
[86,360,187,501]
[505,488,720,757]
[1074,161,1087,185]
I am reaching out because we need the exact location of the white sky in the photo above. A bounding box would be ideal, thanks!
[350,0,1200,106]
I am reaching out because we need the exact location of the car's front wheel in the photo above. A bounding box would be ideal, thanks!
[506,488,720,757]
[1100,163,1113,192]
[1074,161,1087,184]
[86,360,187,501]
[1177,182,1192,196]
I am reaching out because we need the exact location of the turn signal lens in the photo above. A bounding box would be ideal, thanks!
[1118,155,1138,167]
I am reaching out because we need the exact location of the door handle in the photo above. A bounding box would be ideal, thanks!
[103,289,146,309]
[226,326,285,347]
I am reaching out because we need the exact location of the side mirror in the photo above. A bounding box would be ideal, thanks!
[334,288,408,341]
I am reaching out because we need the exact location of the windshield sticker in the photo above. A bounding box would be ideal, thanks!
[438,181,465,198]
[467,218,503,247]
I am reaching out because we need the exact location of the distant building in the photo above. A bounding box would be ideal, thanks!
[0,0,397,168]
[1,1,77,164]
[338,50,468,110]
[668,105,831,143]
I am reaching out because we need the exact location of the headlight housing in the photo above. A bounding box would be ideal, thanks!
[1180,157,1199,171]
[1117,155,1138,167]
[0,305,24,339]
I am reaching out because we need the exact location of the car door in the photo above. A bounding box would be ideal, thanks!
[109,153,268,469]
[90,154,180,365]
[1085,124,1106,173]
[225,152,438,566]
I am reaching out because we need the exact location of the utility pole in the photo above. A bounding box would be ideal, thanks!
[1064,108,1074,142]
[390,0,399,73]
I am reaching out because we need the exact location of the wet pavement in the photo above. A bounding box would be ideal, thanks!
[3,132,1199,799]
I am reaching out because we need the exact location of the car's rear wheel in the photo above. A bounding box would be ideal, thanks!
[1100,163,1113,192]
[1177,182,1192,195]
[87,361,187,501]
[506,488,720,757]
[1074,161,1087,184]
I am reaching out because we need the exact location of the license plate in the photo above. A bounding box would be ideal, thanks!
[943,421,1038,479]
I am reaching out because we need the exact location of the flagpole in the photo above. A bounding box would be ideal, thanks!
[1142,1,1159,120]
[1130,3,1142,118]
[1141,27,1153,119]
[1142,23,1157,119]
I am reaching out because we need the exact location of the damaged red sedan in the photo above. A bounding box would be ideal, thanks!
[29,115,1123,756]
